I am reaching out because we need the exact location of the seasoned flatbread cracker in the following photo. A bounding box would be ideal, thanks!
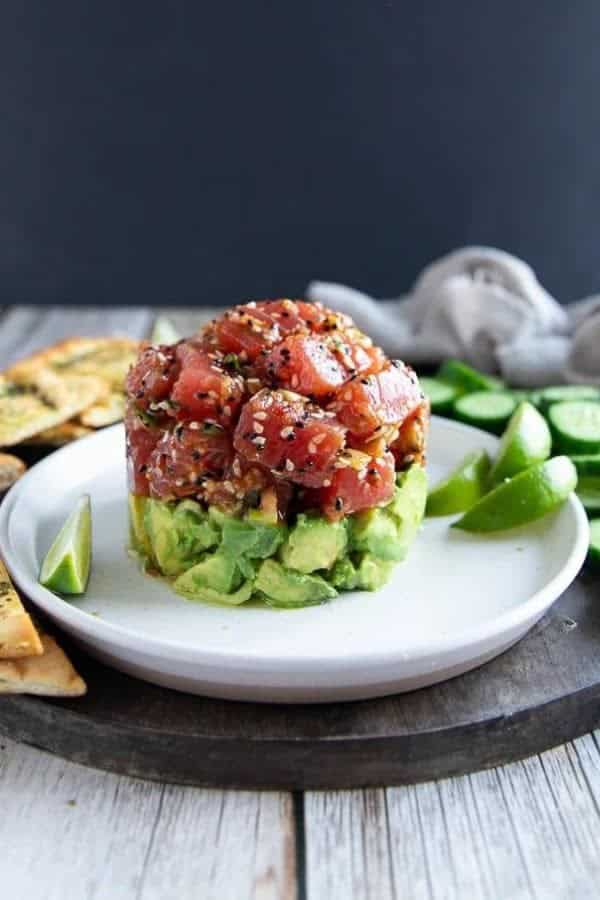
[20,422,93,447]
[6,336,140,391]
[0,632,87,696]
[79,390,125,428]
[0,560,43,659]
[0,453,26,492]
[0,371,105,447]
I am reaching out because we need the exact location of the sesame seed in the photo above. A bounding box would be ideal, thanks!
[254,411,268,420]
[223,405,232,416]
[308,441,317,454]
[290,374,299,389]
[343,390,352,401]
[280,426,294,438]
[358,468,367,480]
[189,421,200,430]
[253,436,266,448]
[175,478,184,487]
[312,433,326,445]
[285,458,295,471]
[253,421,264,434]
[323,479,332,487]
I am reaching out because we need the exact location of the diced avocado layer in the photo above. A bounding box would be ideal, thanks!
[129,463,427,607]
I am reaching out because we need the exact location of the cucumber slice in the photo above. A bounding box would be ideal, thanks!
[418,376,459,415]
[453,391,518,435]
[535,385,600,412]
[490,401,551,484]
[589,519,600,568]
[438,360,504,394]
[548,401,600,454]
[567,455,600,513]
[426,449,491,516]
[577,479,600,514]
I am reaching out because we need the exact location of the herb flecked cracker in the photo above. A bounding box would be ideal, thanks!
[0,560,43,659]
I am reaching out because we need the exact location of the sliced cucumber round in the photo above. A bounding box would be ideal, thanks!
[438,359,504,394]
[418,376,459,415]
[569,455,600,513]
[548,401,600,454]
[589,519,600,569]
[534,384,600,412]
[453,391,518,435]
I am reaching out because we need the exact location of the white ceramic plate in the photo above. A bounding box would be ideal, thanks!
[0,418,589,702]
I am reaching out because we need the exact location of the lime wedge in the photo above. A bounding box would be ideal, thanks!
[589,519,600,569]
[426,450,491,517]
[490,401,551,484]
[39,495,92,594]
[151,315,180,345]
[452,456,577,533]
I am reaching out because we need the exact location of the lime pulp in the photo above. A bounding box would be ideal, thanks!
[490,401,551,484]
[39,494,92,594]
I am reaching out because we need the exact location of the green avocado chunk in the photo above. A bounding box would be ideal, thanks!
[350,464,427,561]
[173,550,242,597]
[221,516,286,560]
[254,559,337,608]
[279,514,347,573]
[143,497,220,576]
[327,554,395,591]
[128,494,153,560]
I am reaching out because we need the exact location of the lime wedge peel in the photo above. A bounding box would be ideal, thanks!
[489,401,552,485]
[39,494,92,595]
[589,519,600,568]
[426,450,491,517]
[452,456,577,533]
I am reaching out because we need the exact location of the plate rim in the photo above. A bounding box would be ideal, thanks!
[0,419,590,672]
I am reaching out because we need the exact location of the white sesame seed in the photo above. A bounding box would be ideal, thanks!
[290,374,299,389]
[312,433,326,445]
[323,479,332,487]
[308,441,317,454]
[358,468,367,480]
[253,422,264,434]
[254,411,268,420]
[223,481,235,493]
[253,436,266,447]
[223,405,232,416]
[280,426,294,438]
[175,478,184,487]
[246,301,257,308]
[343,390,352,401]
[285,458,295,471]
[232,459,242,477]
[189,421,200,430]
[208,390,218,400]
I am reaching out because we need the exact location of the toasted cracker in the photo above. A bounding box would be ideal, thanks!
[0,371,106,447]
[78,390,125,428]
[0,453,26,492]
[0,632,87,696]
[20,422,93,447]
[0,560,43,659]
[6,336,140,390]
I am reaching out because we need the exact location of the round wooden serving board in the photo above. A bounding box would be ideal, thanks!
[0,571,598,789]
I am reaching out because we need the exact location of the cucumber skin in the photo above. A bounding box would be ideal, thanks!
[548,401,600,455]
[418,376,459,415]
[438,360,504,394]
[569,455,600,477]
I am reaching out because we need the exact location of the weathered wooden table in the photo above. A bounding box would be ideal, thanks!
[2,306,600,900]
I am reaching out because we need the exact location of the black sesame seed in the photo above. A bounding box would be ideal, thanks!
[335,497,343,511]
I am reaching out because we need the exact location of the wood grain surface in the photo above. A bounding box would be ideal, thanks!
[2,305,600,898]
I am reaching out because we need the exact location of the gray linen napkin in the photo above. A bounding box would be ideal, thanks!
[306,247,600,387]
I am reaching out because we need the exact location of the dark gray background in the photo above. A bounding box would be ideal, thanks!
[1,2,598,307]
